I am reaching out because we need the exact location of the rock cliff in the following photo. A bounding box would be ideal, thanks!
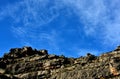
[1,46,120,79]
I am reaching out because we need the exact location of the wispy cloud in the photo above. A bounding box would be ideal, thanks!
[8,0,59,27]
[11,26,26,36]
[0,0,62,48]
[104,24,120,46]
[0,0,120,56]
[62,0,120,46]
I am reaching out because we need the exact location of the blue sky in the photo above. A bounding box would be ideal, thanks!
[0,0,120,57]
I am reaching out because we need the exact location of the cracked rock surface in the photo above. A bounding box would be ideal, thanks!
[1,46,120,79]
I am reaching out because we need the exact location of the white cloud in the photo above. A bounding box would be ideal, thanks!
[0,0,120,55]
[0,0,60,27]
[104,24,120,46]
[62,0,120,46]
[11,26,26,36]
[0,0,62,48]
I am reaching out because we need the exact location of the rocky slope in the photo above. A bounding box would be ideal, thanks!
[1,46,120,79]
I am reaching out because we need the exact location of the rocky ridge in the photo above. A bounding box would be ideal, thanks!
[1,46,120,79]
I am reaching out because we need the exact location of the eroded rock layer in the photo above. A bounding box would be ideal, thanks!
[1,46,120,79]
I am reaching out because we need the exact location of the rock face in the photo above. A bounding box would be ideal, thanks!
[1,46,120,79]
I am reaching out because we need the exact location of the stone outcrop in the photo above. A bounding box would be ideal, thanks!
[1,46,120,79]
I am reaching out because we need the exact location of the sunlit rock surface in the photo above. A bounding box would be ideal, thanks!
[1,46,120,79]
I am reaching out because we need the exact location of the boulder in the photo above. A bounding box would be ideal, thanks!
[38,49,48,55]
[85,53,96,62]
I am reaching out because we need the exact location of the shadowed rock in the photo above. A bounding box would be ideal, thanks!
[0,46,120,79]
[114,46,120,51]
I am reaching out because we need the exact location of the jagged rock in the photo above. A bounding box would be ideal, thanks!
[0,74,18,79]
[38,49,48,55]
[0,61,6,69]
[85,53,97,62]
[0,69,5,74]
[0,74,11,79]
[114,46,120,51]
[109,57,120,76]
[1,46,120,79]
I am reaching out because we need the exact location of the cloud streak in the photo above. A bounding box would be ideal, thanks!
[0,0,62,48]
[0,0,120,56]
[63,0,120,46]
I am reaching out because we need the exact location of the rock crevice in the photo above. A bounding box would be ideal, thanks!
[1,46,120,79]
